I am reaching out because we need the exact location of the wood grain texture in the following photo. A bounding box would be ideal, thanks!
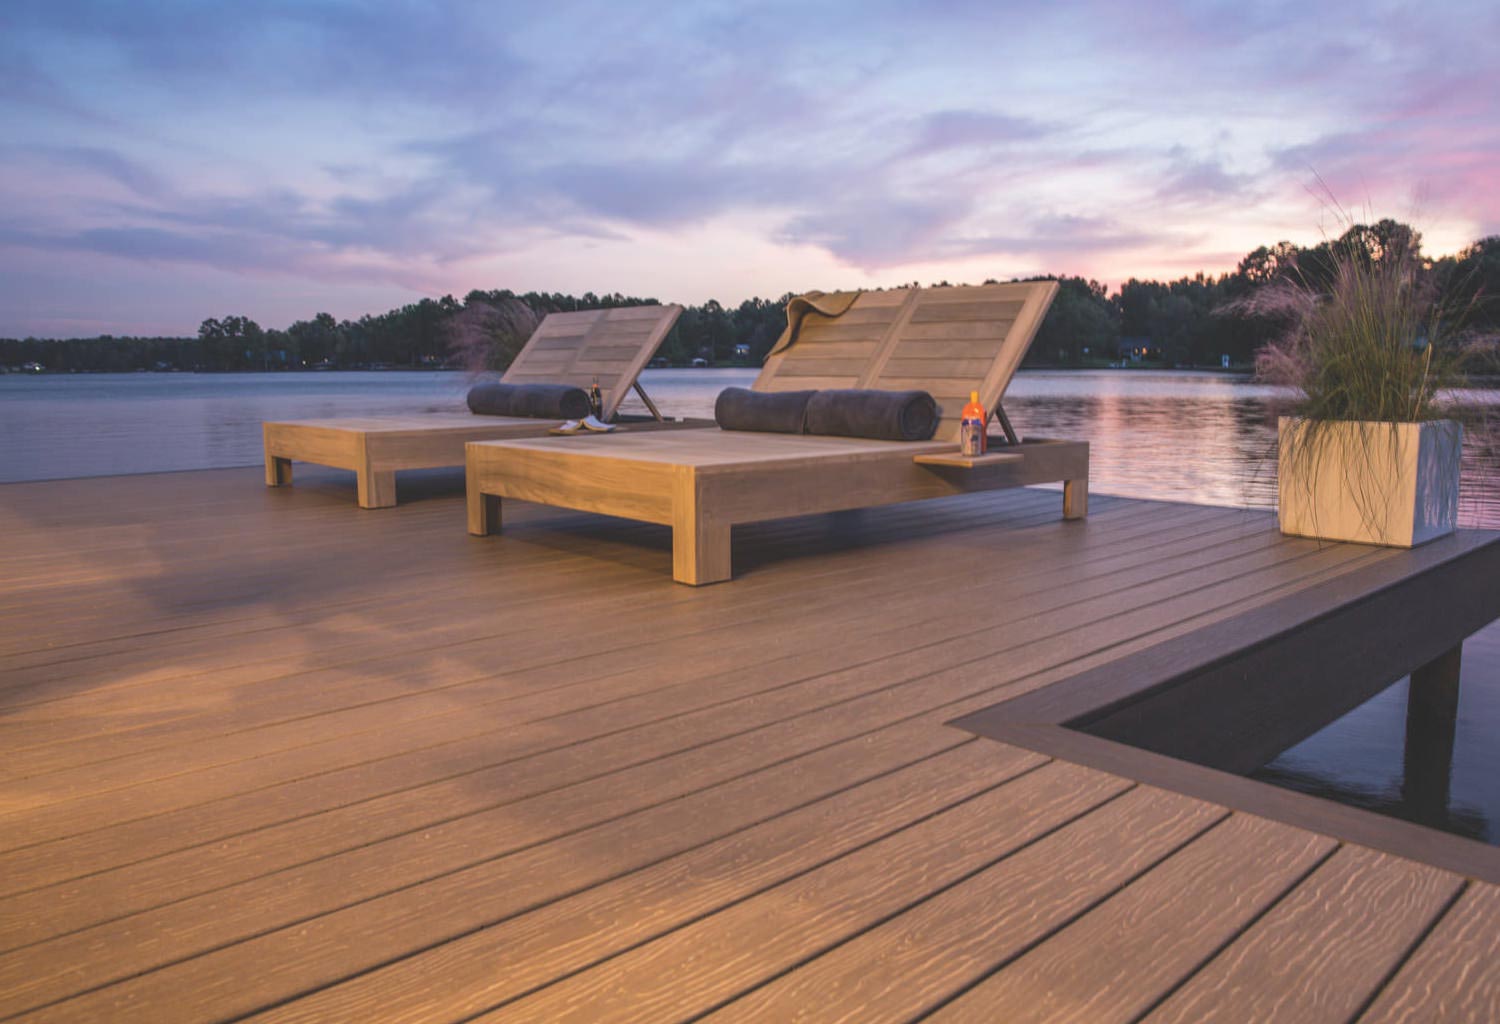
[245,741,1047,1024]
[927,814,1336,1024]
[487,765,1158,1023]
[1358,881,1500,1023]
[708,787,1226,1024]
[1147,844,1461,1024]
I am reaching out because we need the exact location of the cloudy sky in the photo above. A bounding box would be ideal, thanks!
[2,0,1497,337]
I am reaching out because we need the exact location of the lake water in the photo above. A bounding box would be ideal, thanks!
[2,368,1499,844]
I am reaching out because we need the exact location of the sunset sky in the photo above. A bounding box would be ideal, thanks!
[2,0,1498,337]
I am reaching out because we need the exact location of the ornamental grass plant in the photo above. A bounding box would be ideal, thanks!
[1237,216,1478,541]
[1249,228,1463,423]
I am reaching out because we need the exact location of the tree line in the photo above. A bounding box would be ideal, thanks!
[4,222,1497,374]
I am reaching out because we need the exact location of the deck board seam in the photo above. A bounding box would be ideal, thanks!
[903,811,1236,1023]
[0,732,999,1015]
[1346,879,1472,1024]
[0,736,1002,963]
[213,747,1056,1024]
[480,764,1124,1024]
[1121,838,1345,1024]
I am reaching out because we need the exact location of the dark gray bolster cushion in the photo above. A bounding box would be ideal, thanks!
[714,387,816,434]
[803,388,940,441]
[466,382,591,419]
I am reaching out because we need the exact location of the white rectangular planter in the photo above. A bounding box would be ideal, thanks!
[1277,417,1461,547]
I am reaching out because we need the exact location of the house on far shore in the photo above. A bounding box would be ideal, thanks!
[1116,337,1162,363]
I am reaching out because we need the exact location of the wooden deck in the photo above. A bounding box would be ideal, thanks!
[2,465,1499,1022]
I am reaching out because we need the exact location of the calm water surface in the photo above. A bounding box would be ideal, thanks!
[2,368,1499,843]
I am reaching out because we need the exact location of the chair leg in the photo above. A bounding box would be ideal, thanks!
[357,469,397,509]
[265,454,292,487]
[672,467,731,584]
[1063,478,1088,519]
[468,488,502,536]
[673,520,731,585]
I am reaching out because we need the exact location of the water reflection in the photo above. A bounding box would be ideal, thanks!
[1253,623,1500,845]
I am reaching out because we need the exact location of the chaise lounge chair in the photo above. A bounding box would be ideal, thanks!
[465,282,1088,584]
[262,304,684,507]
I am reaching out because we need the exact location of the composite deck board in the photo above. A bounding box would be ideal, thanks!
[926,814,1336,1023]
[0,472,1070,659]
[702,791,1230,1019]
[497,786,1220,1023]
[1146,845,1462,1023]
[1358,881,1500,1022]
[0,467,1493,1021]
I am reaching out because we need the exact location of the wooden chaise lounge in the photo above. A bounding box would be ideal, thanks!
[466,282,1089,584]
[262,304,682,507]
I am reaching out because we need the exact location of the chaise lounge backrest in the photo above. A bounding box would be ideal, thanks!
[501,304,683,420]
[754,282,1058,443]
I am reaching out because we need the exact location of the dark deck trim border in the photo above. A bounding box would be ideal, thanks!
[953,529,1500,884]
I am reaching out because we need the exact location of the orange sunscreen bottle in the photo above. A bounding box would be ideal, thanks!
[960,391,986,456]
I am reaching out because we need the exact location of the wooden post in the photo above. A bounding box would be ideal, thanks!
[1063,477,1088,520]
[354,435,397,509]
[466,459,501,536]
[1401,644,1462,826]
[672,468,732,585]
[356,470,397,509]
[265,454,292,488]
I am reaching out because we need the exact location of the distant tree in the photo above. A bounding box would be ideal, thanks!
[197,315,262,369]
[1029,276,1117,365]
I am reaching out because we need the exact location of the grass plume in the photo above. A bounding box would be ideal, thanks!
[1242,221,1462,423]
[447,297,541,379]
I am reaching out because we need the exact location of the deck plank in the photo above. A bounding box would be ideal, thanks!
[1357,881,1500,1023]
[1146,844,1462,1024]
[490,787,1221,1023]
[923,815,1335,1023]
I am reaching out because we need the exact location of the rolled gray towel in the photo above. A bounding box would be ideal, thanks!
[467,381,591,420]
[714,387,816,434]
[804,389,939,441]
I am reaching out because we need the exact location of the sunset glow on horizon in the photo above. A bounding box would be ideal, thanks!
[2,0,1498,337]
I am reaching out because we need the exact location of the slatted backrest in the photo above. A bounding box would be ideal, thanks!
[502,304,683,419]
[865,281,1057,442]
[754,282,1057,443]
[755,289,912,394]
